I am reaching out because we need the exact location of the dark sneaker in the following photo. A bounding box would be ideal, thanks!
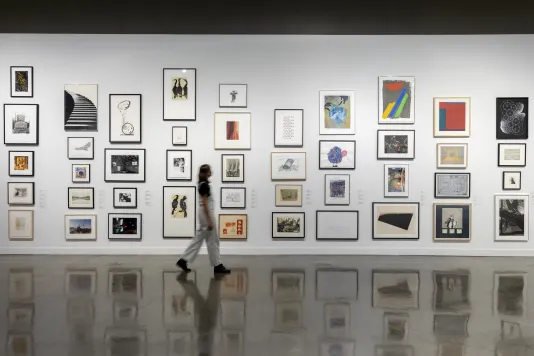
[214,264,231,274]
[176,259,191,272]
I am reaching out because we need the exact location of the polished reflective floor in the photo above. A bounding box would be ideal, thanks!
[1,255,534,356]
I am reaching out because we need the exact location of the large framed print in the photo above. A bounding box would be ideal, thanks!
[379,76,415,124]
[163,186,196,238]
[214,112,251,150]
[67,137,94,160]
[221,154,244,183]
[8,210,34,241]
[166,150,192,181]
[72,164,90,183]
[319,90,355,135]
[272,212,305,239]
[109,94,142,143]
[68,187,95,209]
[316,211,358,241]
[495,194,529,242]
[274,109,304,147]
[373,271,420,309]
[503,171,521,190]
[271,152,306,181]
[372,202,420,240]
[437,143,468,169]
[319,140,356,170]
[275,184,303,207]
[11,66,34,98]
[377,130,415,160]
[108,213,142,241]
[65,214,97,241]
[498,143,526,167]
[433,203,472,242]
[4,104,39,145]
[172,126,187,145]
[8,151,34,177]
[434,173,470,198]
[384,164,409,197]
[497,98,528,139]
[64,84,98,131]
[163,68,196,121]
[433,97,471,137]
[219,214,248,240]
[104,148,146,182]
[219,84,247,108]
[325,174,350,205]
[7,182,35,205]
[113,188,137,209]
[220,187,246,209]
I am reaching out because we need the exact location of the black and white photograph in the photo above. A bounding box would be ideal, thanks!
[164,68,196,121]
[325,303,351,338]
[67,137,94,160]
[383,312,409,342]
[272,212,305,239]
[11,66,34,97]
[221,154,244,183]
[433,271,470,312]
[68,187,95,209]
[7,182,35,205]
[220,187,246,209]
[316,269,358,301]
[172,126,187,145]
[494,272,526,320]
[113,188,137,209]
[105,149,146,182]
[64,84,98,131]
[377,130,415,160]
[271,152,307,181]
[495,194,529,242]
[498,143,527,167]
[272,270,305,300]
[4,104,39,145]
[167,150,192,181]
[503,171,521,190]
[497,98,528,139]
[108,213,142,241]
[108,269,143,299]
[274,109,304,147]
[219,84,247,108]
[109,94,142,143]
[434,173,470,198]
[325,174,350,205]
[373,271,420,310]
[72,164,90,183]
[9,150,34,177]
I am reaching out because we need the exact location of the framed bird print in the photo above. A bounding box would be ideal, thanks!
[319,140,356,170]
[163,68,196,121]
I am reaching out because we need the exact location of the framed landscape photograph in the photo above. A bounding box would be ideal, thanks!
[434,173,470,198]
[271,152,306,181]
[433,203,472,242]
[497,98,528,139]
[172,126,187,145]
[219,84,247,108]
[372,202,420,240]
[498,143,526,167]
[68,187,95,209]
[319,140,356,169]
[108,213,142,241]
[274,109,304,147]
[316,211,358,241]
[4,104,39,145]
[104,148,146,182]
[220,187,246,209]
[64,84,98,131]
[503,171,521,190]
[319,90,355,135]
[437,143,468,169]
[433,97,471,137]
[325,174,350,205]
[219,214,248,240]
[214,112,251,150]
[377,130,415,160]
[163,68,196,121]
[67,137,94,160]
[11,66,34,97]
[384,164,409,197]
[109,94,142,143]
[163,186,196,238]
[272,212,305,239]
[166,149,192,181]
[113,188,137,209]
[72,164,90,183]
[373,271,420,309]
[378,76,415,124]
[7,182,35,205]
[221,154,244,183]
[65,214,97,241]
[495,194,529,242]
[8,210,34,241]
[316,269,358,301]
[8,151,34,177]
[275,184,302,207]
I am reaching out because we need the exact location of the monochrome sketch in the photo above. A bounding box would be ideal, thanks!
[163,68,196,121]
[4,104,39,145]
[503,172,521,190]
[220,84,247,108]
[221,188,246,209]
[275,109,304,147]
[109,94,142,143]
[435,173,470,198]
[163,186,196,238]
[497,98,528,139]
[275,185,302,207]
[498,143,526,167]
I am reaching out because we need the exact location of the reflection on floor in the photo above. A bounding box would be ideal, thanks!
[1,255,534,355]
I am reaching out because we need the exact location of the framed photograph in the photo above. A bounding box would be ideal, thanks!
[6,333,33,356]
[433,203,472,242]
[8,151,34,177]
[64,84,98,131]
[108,213,142,241]
[105,328,147,356]
[495,194,529,242]
[372,202,419,240]
[163,68,196,121]
[275,184,302,207]
[220,187,246,209]
[67,137,94,160]
[373,271,420,309]
[109,94,142,143]
[271,152,306,181]
[503,171,521,190]
[316,269,358,301]
[376,345,414,356]
[319,90,355,135]
[433,271,470,312]
[377,130,415,160]
[325,303,351,338]
[434,173,470,198]
[219,84,247,108]
[221,154,245,183]
[167,331,193,356]
[316,211,358,241]
[72,164,90,183]
[8,303,34,329]
[275,301,303,329]
[166,149,192,181]
[272,270,305,300]
[221,269,248,298]
[274,109,304,147]
[113,188,137,209]
[163,271,196,326]
[320,340,355,356]
[497,98,528,139]
[108,269,143,299]
[433,97,471,137]
[104,148,146,182]
[172,126,187,145]
[4,104,39,145]
[220,299,246,328]
[383,312,409,342]
[68,187,95,209]
[9,269,33,301]
[498,143,526,167]
[7,182,35,205]
[437,143,468,169]
[11,66,33,97]
[378,76,415,124]
[218,214,248,240]
[65,269,97,297]
[163,186,196,238]
[319,140,356,170]
[272,212,305,239]
[325,175,350,205]
[384,164,409,197]
[65,214,97,241]
[8,210,34,241]
[214,112,251,150]
[494,272,526,320]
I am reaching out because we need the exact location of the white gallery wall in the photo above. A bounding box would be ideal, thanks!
[0,34,533,256]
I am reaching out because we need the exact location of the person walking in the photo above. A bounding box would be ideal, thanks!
[177,164,231,274]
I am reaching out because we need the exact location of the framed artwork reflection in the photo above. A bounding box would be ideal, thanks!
[4,104,39,145]
[493,272,526,320]
[325,303,351,338]
[108,268,143,299]
[379,76,415,124]
[163,68,196,121]
[373,270,420,310]
[433,270,471,312]
[7,333,33,356]
[11,66,34,98]
[316,269,358,301]
[320,340,356,356]
[272,270,305,300]
[9,269,34,301]
[383,312,409,342]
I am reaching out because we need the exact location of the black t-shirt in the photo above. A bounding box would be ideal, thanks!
[198,181,211,197]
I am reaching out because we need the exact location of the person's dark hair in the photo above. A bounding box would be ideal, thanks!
[198,164,211,182]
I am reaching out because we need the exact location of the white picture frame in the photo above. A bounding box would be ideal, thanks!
[377,130,415,160]
[113,188,138,209]
[163,68,196,121]
[433,97,471,137]
[325,174,350,205]
[316,211,358,241]
[214,112,251,150]
[271,152,306,181]
[67,137,94,160]
[4,104,39,145]
[8,210,34,241]
[274,109,304,147]
[65,214,97,241]
[9,151,34,177]
[272,212,305,239]
[163,186,196,238]
[108,213,142,241]
[378,76,415,124]
[495,194,529,242]
[319,90,355,135]
[219,84,247,108]
[437,143,468,169]
[104,148,146,182]
[172,126,187,145]
[72,164,90,183]
[498,143,527,167]
[109,94,142,143]
[11,66,34,98]
[166,150,192,181]
[7,182,35,205]
[384,164,409,197]
[319,140,356,170]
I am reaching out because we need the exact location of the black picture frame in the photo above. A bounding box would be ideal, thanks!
[502,171,522,191]
[67,137,95,160]
[219,84,248,108]
[109,94,142,144]
[316,210,359,241]
[274,109,304,148]
[319,140,356,170]
[433,203,471,241]
[10,66,34,98]
[68,187,95,210]
[72,164,91,183]
[221,154,245,183]
[376,130,416,160]
[434,173,471,199]
[4,104,39,145]
[172,126,188,146]
[8,150,35,177]
[163,68,197,121]
[498,143,527,167]
[272,212,305,240]
[220,187,246,209]
[108,213,143,241]
[496,97,529,139]
[113,188,138,209]
[324,174,351,205]
[7,182,35,205]
[372,202,420,240]
[104,148,146,183]
[166,149,193,181]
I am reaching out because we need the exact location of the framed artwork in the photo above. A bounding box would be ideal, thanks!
[7,182,35,205]
[8,210,34,241]
[68,187,95,209]
[503,171,521,190]
[104,328,147,356]
[172,126,187,145]
[324,174,350,205]
[214,112,251,150]
[275,184,302,207]
[434,173,470,198]
[495,194,529,242]
[64,84,98,131]
[166,149,192,181]
[163,186,196,238]
[377,130,415,160]
[109,94,142,143]
[325,303,351,338]
[433,271,470,312]
[372,202,419,240]
[497,98,528,139]
[316,211,358,241]
[65,269,97,297]
[163,271,196,326]
[108,269,143,299]
[113,188,137,209]
[319,140,356,169]
[167,331,193,356]
[9,269,33,301]
[498,143,526,167]
[104,148,146,182]
[64,214,97,241]
[220,299,246,328]
[8,151,34,176]
[433,203,472,242]
[274,109,304,147]
[108,213,142,241]
[163,68,196,121]
[221,154,245,183]
[433,314,469,338]
[379,76,415,124]
[320,340,355,356]
[316,269,358,301]
[384,164,409,197]
[433,97,471,137]
[6,333,33,356]
[383,312,409,342]
[376,345,414,356]
[275,301,303,329]
[11,66,33,97]
[272,270,305,300]
[219,84,247,108]
[271,152,307,181]
[72,164,90,183]
[221,268,248,298]
[4,104,39,145]
[494,272,526,320]
[437,143,468,169]
[220,187,246,209]
[8,304,34,329]
[272,212,305,239]
[219,214,248,240]
[67,137,94,160]
[319,90,355,135]
[373,271,420,309]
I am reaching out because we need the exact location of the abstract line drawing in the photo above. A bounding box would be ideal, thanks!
[379,76,415,124]
[497,98,528,139]
[64,85,98,131]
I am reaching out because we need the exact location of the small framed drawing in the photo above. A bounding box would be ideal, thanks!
[272,212,305,239]
[104,148,146,182]
[325,303,351,338]
[64,84,98,131]
[109,94,142,143]
[65,214,97,241]
[316,269,358,300]
[433,97,471,137]
[214,112,251,150]
[378,76,415,124]
[8,210,34,241]
[272,270,305,300]
[219,214,248,240]
[271,152,306,181]
[114,188,138,208]
[325,174,350,205]
[384,164,409,197]
[437,143,468,169]
[11,66,34,97]
[377,130,415,160]
[495,194,529,242]
[166,149,192,181]
[372,202,420,240]
[8,151,34,177]
[503,171,521,190]
[383,312,409,342]
[220,187,246,209]
[498,143,526,167]
[373,271,420,309]
[163,186,196,238]
[108,213,142,241]
[434,173,470,198]
[275,184,303,207]
[319,90,355,135]
[221,154,245,183]
[433,203,472,242]
[163,68,196,121]
[497,98,528,139]
[4,104,39,145]
[319,140,356,169]
[219,84,247,108]
[316,211,358,241]
[7,182,35,205]
[172,126,187,145]
[72,164,90,183]
[67,137,94,160]
[274,109,304,147]
[68,187,95,209]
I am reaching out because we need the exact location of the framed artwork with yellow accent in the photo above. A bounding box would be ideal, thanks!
[436,143,468,169]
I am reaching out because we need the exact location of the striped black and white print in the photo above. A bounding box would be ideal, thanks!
[64,84,98,131]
